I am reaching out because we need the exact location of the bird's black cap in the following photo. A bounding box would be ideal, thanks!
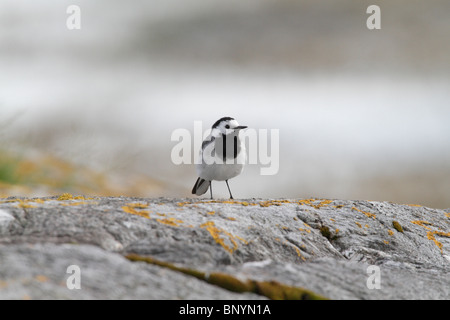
[212,117,234,129]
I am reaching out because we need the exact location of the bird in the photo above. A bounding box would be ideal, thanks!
[192,117,247,199]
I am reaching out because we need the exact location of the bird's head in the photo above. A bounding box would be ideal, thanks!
[211,117,247,137]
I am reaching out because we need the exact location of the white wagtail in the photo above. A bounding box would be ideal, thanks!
[192,117,247,199]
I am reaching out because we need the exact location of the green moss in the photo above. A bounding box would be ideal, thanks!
[126,254,205,279]
[207,273,251,293]
[320,226,331,239]
[0,153,21,184]
[320,225,338,240]
[253,280,327,300]
[125,254,328,300]
[254,280,285,300]
[392,221,404,233]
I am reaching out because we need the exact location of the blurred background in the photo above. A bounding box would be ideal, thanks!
[0,0,449,208]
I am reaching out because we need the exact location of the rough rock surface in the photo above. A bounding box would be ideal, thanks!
[0,196,449,300]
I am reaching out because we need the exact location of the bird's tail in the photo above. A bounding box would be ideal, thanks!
[192,178,210,196]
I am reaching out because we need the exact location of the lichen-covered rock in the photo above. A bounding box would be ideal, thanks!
[0,196,449,299]
[0,243,264,300]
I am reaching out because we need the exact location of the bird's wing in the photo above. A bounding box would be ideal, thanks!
[201,136,215,151]
[200,136,216,164]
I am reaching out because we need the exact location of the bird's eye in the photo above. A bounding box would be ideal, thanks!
[225,125,230,129]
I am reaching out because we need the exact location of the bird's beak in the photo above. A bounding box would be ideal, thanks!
[235,126,248,130]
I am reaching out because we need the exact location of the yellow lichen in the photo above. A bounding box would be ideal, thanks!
[293,247,306,261]
[426,231,450,253]
[234,234,248,245]
[126,202,148,209]
[177,201,191,207]
[15,200,36,209]
[355,222,362,228]
[34,275,49,283]
[57,193,92,201]
[195,199,256,207]
[388,230,394,236]
[200,221,246,254]
[156,217,184,227]
[259,201,271,207]
[315,199,333,208]
[427,232,442,251]
[121,205,150,219]
[411,220,432,230]
[259,199,292,207]
[0,199,19,204]
[60,201,94,207]
[298,199,333,209]
[410,220,450,252]
[351,207,376,219]
[0,280,8,289]
[57,193,74,200]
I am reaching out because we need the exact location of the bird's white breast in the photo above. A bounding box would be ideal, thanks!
[196,138,246,181]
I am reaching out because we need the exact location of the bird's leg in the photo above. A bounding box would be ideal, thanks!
[210,181,213,199]
[225,180,234,199]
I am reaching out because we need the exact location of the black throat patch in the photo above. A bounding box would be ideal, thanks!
[221,133,238,160]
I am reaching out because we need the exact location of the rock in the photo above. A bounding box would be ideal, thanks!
[0,243,263,300]
[0,196,449,299]
[0,209,15,234]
